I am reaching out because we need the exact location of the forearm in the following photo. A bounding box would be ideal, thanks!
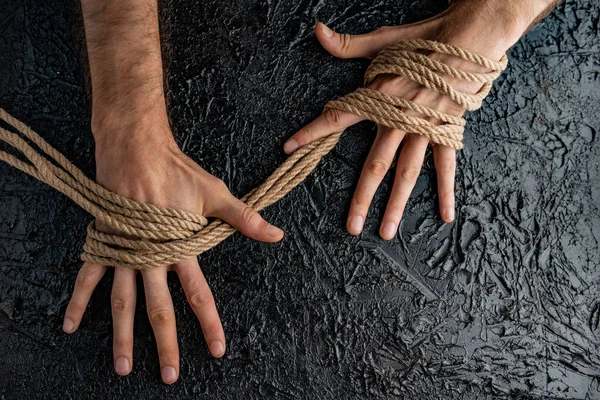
[526,0,562,31]
[450,0,558,28]
[80,0,170,142]
[480,0,560,34]
[440,0,559,60]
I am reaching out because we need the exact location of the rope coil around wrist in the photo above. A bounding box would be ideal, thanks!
[0,40,507,270]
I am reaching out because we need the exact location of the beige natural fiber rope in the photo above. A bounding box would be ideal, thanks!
[326,39,507,149]
[0,40,506,269]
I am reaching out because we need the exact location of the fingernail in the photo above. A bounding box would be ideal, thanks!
[321,23,334,38]
[115,357,130,375]
[446,207,455,222]
[266,224,284,238]
[349,216,364,234]
[382,222,397,239]
[161,366,177,383]
[284,139,299,154]
[210,341,225,357]
[62,318,74,333]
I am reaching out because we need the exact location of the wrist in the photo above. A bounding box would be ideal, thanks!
[446,0,555,56]
[92,110,177,162]
[482,0,556,35]
[91,91,171,138]
[93,125,181,194]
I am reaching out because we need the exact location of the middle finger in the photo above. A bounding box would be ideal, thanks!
[347,125,405,235]
[111,266,137,376]
[380,134,429,239]
[142,267,179,384]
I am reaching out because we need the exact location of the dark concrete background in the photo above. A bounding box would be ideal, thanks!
[1,0,599,398]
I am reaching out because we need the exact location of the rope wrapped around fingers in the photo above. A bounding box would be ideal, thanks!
[326,39,507,149]
[0,40,506,269]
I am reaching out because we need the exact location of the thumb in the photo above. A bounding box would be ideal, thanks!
[210,192,284,243]
[315,22,413,59]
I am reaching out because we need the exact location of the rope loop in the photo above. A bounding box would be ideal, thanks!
[328,39,508,149]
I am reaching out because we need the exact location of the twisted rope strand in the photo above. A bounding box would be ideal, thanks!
[0,40,506,269]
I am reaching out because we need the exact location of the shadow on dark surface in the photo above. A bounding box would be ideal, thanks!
[0,0,599,399]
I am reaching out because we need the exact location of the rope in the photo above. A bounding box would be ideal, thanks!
[326,40,507,149]
[0,40,506,269]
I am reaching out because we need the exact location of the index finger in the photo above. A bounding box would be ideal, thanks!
[283,109,363,154]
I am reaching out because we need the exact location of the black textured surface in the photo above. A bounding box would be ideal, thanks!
[1,0,600,399]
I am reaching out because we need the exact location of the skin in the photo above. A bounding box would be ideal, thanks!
[284,0,558,240]
[63,0,559,385]
[64,0,284,384]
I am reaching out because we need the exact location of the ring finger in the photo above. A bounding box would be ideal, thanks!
[111,267,137,376]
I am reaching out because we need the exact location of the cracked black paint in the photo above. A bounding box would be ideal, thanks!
[0,0,599,399]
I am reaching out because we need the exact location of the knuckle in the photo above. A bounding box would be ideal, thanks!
[211,177,229,194]
[352,194,371,208]
[376,25,405,37]
[399,165,421,181]
[411,89,434,104]
[373,76,407,93]
[366,157,390,178]
[240,206,261,229]
[338,33,352,57]
[113,337,134,351]
[438,186,456,200]
[76,267,100,289]
[157,347,178,361]
[374,80,392,92]
[388,128,404,141]
[386,205,405,220]
[437,160,457,176]
[202,178,229,216]
[440,96,466,116]
[67,301,86,316]
[375,26,392,33]
[323,109,343,128]
[203,324,223,339]
[188,289,214,310]
[148,308,174,326]
[111,297,134,315]
[294,128,309,145]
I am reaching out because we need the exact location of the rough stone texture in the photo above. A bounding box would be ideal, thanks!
[0,0,599,399]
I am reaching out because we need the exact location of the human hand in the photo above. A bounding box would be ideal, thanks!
[284,0,555,239]
[62,113,284,383]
